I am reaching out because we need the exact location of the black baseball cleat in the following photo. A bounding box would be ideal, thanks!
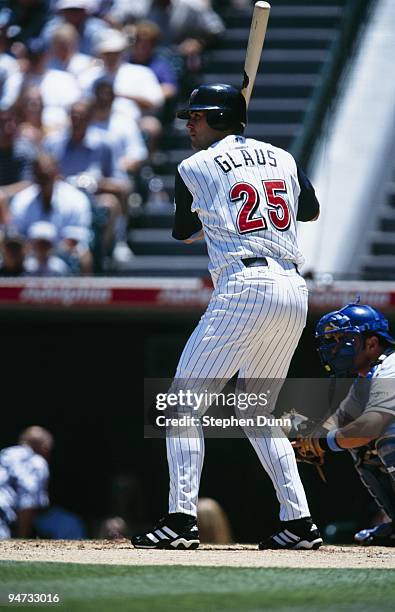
[354,522,395,546]
[131,513,200,550]
[259,517,323,550]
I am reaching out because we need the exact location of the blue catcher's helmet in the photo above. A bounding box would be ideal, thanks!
[315,303,395,377]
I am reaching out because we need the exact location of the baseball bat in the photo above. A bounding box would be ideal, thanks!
[241,1,271,108]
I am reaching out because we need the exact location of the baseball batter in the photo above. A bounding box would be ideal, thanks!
[296,303,395,545]
[132,84,322,550]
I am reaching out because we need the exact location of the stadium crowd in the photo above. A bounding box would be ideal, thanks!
[0,0,227,274]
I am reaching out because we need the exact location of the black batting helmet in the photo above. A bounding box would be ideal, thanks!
[176,83,247,131]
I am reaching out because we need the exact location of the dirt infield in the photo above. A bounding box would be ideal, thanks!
[0,540,394,568]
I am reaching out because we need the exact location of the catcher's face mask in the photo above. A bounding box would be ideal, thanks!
[315,321,362,377]
[317,328,362,378]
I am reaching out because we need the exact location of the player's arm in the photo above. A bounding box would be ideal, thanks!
[296,166,320,222]
[327,411,394,449]
[172,169,203,243]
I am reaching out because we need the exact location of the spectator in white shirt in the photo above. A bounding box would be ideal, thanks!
[80,28,164,146]
[43,0,109,57]
[47,22,96,80]
[5,37,81,132]
[9,152,93,273]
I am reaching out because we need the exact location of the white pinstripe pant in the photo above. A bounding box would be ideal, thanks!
[167,258,311,521]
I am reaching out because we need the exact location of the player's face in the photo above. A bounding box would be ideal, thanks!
[186,111,218,150]
[327,332,375,376]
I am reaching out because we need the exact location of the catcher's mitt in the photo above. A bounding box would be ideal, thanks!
[293,437,327,482]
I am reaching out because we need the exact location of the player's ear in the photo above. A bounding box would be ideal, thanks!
[364,334,380,352]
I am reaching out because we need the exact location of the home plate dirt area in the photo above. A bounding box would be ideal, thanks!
[0,540,394,568]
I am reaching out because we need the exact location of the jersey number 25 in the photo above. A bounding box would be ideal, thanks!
[230,180,291,234]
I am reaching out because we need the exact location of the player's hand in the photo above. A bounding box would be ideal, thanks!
[292,436,327,482]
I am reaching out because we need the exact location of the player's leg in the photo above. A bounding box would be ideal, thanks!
[133,276,260,548]
[353,429,395,545]
[165,278,266,523]
[238,270,322,548]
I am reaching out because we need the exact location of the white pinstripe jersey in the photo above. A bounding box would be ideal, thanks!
[178,135,304,275]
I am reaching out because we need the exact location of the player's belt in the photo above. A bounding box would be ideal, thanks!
[241,257,268,267]
[241,257,299,273]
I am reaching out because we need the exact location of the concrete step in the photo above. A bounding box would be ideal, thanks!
[110,255,209,276]
[207,54,325,75]
[219,28,336,51]
[204,72,320,91]
[379,213,395,232]
[128,228,208,256]
[223,6,343,29]
[208,48,330,63]
[369,232,395,256]
[360,254,395,280]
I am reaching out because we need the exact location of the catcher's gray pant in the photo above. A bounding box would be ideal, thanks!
[351,424,395,521]
[166,259,311,521]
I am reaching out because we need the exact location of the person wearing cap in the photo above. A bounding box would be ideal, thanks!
[24,220,71,276]
[9,152,93,273]
[126,0,225,94]
[0,426,53,538]
[79,28,164,124]
[0,228,27,276]
[43,0,109,57]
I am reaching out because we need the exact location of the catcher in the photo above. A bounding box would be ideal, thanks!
[293,302,395,546]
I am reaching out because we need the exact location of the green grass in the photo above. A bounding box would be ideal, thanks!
[0,563,394,611]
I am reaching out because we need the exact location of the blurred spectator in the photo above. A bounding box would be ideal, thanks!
[4,1,50,47]
[57,224,91,274]
[34,506,87,539]
[80,29,164,129]
[0,107,36,225]
[45,98,132,260]
[197,497,233,544]
[47,22,96,80]
[9,152,93,273]
[97,472,150,539]
[24,220,71,276]
[0,227,27,276]
[43,0,109,57]
[90,77,148,176]
[4,37,81,131]
[0,426,53,539]
[104,0,149,25]
[98,516,128,540]
[127,20,179,127]
[139,0,225,89]
[0,8,20,104]
[14,86,52,146]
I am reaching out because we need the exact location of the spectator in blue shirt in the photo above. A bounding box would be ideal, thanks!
[0,107,36,226]
[127,20,179,127]
[45,98,132,261]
